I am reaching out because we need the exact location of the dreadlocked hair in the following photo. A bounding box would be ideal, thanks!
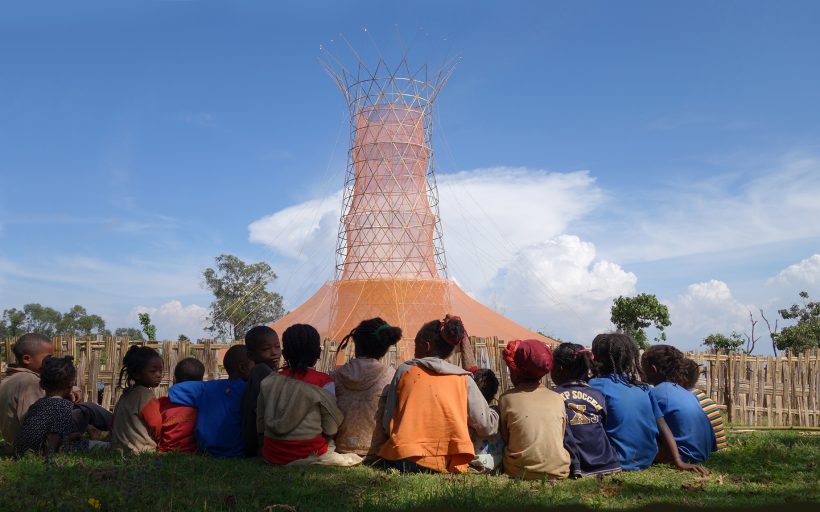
[40,356,77,393]
[552,342,595,382]
[678,358,701,389]
[341,317,402,360]
[591,333,646,388]
[282,324,321,373]
[119,345,161,389]
[641,345,687,385]
[416,314,465,359]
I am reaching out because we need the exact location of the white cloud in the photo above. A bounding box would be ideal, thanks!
[601,154,820,263]
[667,280,752,350]
[130,301,209,340]
[767,254,820,287]
[248,167,605,303]
[487,235,637,342]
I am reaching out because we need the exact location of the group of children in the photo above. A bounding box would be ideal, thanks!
[0,318,726,480]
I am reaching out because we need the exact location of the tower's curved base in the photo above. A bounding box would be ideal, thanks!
[269,279,554,360]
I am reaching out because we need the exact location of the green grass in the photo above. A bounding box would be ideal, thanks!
[0,431,818,511]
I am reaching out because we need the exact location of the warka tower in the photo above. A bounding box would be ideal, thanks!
[270,53,552,359]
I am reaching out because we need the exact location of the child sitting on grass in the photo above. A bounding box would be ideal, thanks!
[589,333,707,474]
[550,342,620,478]
[14,356,92,456]
[641,346,717,463]
[678,358,728,450]
[241,325,281,456]
[0,333,56,455]
[257,328,344,465]
[499,339,571,480]
[279,324,335,395]
[111,346,164,453]
[168,345,254,458]
[333,318,400,456]
[157,357,204,453]
[469,368,504,473]
[378,315,497,473]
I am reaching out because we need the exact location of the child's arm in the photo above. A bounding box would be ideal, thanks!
[657,417,709,475]
[167,381,206,407]
[319,393,345,437]
[140,398,163,442]
[458,335,478,373]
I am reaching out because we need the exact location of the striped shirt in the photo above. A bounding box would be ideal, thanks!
[690,388,728,450]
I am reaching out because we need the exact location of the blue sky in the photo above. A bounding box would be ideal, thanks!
[1,1,818,351]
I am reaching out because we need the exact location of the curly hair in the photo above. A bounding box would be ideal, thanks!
[591,333,646,388]
[416,314,465,358]
[677,358,701,389]
[641,344,687,385]
[12,333,52,363]
[119,345,162,388]
[174,357,205,383]
[472,368,499,403]
[552,342,595,383]
[282,324,321,373]
[39,356,77,393]
[340,317,402,360]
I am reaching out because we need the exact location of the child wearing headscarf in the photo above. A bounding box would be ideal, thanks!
[499,339,571,480]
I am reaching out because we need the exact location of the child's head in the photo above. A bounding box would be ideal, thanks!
[13,333,54,373]
[282,324,321,373]
[174,357,205,384]
[414,315,465,359]
[39,356,77,398]
[679,358,700,389]
[119,345,163,389]
[550,342,595,386]
[640,344,686,386]
[472,368,499,403]
[244,325,281,369]
[223,345,255,381]
[341,317,402,360]
[591,333,645,385]
[502,339,553,387]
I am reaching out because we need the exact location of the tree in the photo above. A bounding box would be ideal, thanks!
[773,291,819,354]
[138,313,157,341]
[114,327,145,340]
[21,303,62,337]
[702,332,744,354]
[178,334,191,342]
[202,254,285,341]
[1,308,27,338]
[57,305,107,337]
[610,293,671,349]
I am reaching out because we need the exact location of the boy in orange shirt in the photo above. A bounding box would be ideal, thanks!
[157,358,205,453]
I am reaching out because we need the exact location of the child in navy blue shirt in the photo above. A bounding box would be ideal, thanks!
[168,345,255,458]
[641,345,716,463]
[589,333,707,474]
[550,343,620,478]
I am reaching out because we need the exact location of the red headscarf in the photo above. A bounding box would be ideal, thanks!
[503,339,553,380]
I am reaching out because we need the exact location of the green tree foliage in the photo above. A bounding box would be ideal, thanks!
[610,293,671,349]
[703,332,745,354]
[138,313,157,341]
[774,291,819,354]
[202,254,285,341]
[178,334,191,342]
[114,327,145,340]
[1,304,107,338]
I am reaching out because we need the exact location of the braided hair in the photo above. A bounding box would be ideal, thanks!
[118,345,162,389]
[340,317,402,360]
[641,344,687,385]
[591,333,646,388]
[39,356,77,394]
[282,324,321,373]
[416,314,465,359]
[552,342,595,383]
[678,358,701,389]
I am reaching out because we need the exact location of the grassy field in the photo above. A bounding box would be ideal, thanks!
[0,431,818,511]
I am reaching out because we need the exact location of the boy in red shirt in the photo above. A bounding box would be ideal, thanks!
[157,358,204,453]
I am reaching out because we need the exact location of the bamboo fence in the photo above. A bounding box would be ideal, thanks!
[1,337,818,427]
